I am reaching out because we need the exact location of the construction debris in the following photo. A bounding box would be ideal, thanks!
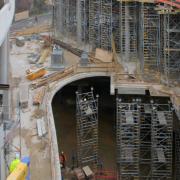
[33,87,46,106]
[37,48,51,64]
[32,109,45,119]
[15,37,25,47]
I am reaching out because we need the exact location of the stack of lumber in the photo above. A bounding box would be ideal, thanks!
[14,25,52,36]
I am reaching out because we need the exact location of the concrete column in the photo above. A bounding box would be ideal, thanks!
[0,36,10,120]
[0,36,9,84]
[0,36,10,180]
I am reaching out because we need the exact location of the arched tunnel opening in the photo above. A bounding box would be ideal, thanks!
[52,76,179,178]
[52,77,117,170]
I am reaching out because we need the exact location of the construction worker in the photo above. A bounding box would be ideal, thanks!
[9,153,20,173]
[60,151,67,169]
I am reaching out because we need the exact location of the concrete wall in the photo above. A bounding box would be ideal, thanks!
[0,0,15,46]
[0,1,14,179]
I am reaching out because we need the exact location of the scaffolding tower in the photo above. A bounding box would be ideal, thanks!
[175,130,180,180]
[77,0,89,43]
[139,3,160,71]
[116,99,140,179]
[54,0,63,36]
[112,1,120,52]
[101,0,112,51]
[151,104,173,179]
[163,13,180,83]
[89,0,101,50]
[53,0,180,83]
[120,1,137,62]
[76,89,99,168]
[139,103,152,179]
[54,0,76,38]
[89,0,113,51]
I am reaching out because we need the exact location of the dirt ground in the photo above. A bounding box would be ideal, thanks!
[9,39,52,180]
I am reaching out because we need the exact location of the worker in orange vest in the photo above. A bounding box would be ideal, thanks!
[60,151,66,169]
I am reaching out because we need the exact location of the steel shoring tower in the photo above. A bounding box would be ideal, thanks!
[79,0,89,43]
[163,13,180,83]
[120,1,137,62]
[139,103,152,179]
[101,0,112,51]
[139,3,160,71]
[62,0,69,37]
[175,130,180,179]
[76,89,98,168]
[54,0,63,37]
[69,0,77,37]
[151,104,173,179]
[116,99,140,179]
[54,0,76,38]
[112,1,120,52]
[89,0,101,50]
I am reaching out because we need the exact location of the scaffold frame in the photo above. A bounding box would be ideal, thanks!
[151,104,173,179]
[116,99,140,179]
[120,1,138,62]
[76,89,99,168]
[139,3,160,71]
[163,13,180,83]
